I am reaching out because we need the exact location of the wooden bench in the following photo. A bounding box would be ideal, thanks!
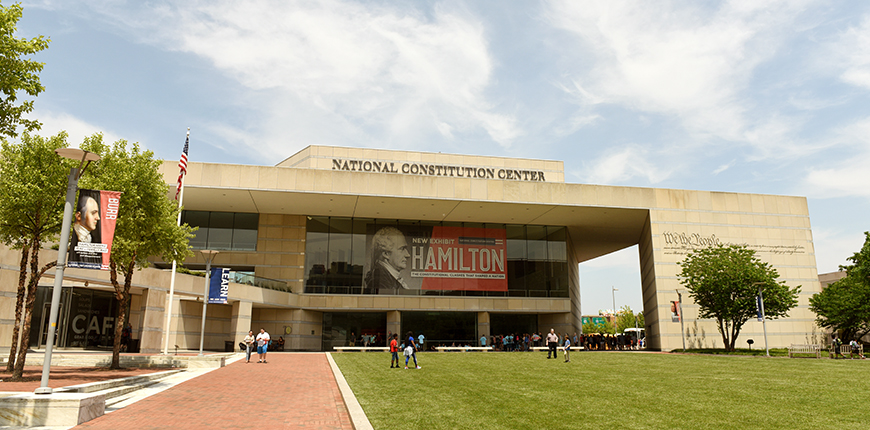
[787,344,821,358]
[436,347,492,352]
[829,344,864,359]
[333,346,389,352]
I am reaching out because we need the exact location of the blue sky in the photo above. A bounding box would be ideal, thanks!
[15,0,870,315]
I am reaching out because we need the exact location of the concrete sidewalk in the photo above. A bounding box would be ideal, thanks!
[74,353,355,430]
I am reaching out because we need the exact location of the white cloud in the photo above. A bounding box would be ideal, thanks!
[577,145,671,185]
[802,118,870,198]
[31,109,120,149]
[70,0,519,155]
[835,15,870,90]
[544,0,814,149]
[812,228,867,273]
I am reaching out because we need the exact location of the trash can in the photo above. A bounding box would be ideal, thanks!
[224,340,234,352]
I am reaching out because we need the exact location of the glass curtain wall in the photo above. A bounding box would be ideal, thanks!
[304,217,569,297]
[182,211,258,251]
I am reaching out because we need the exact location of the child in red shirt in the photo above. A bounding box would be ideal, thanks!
[389,334,399,368]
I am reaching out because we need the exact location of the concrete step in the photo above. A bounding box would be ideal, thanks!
[1,352,239,368]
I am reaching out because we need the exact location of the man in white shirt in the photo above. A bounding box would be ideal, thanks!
[256,328,271,363]
[546,329,559,359]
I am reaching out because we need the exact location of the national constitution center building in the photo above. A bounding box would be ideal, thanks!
[0,146,823,353]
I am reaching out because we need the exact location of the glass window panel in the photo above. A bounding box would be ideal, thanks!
[527,226,547,261]
[506,225,526,260]
[207,228,232,250]
[328,218,353,286]
[350,218,372,292]
[304,217,330,293]
[182,211,209,227]
[546,227,567,262]
[189,227,208,249]
[209,212,234,229]
[231,229,257,251]
[234,213,259,230]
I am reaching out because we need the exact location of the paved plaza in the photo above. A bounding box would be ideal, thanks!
[74,353,353,430]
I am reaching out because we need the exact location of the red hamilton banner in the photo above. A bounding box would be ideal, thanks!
[414,226,507,291]
[362,224,507,292]
[68,189,122,271]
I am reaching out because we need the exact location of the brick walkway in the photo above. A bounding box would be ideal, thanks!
[75,353,353,430]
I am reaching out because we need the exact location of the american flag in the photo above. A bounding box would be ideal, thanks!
[175,134,189,200]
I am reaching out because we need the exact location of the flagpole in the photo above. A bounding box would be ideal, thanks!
[163,128,189,355]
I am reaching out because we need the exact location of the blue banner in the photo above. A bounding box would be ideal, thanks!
[208,268,230,304]
[756,295,763,322]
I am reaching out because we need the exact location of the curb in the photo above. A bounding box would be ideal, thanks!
[325,352,373,430]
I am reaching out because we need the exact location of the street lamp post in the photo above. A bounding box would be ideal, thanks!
[35,148,100,395]
[199,250,219,356]
[753,282,770,357]
[676,289,686,352]
[611,286,619,321]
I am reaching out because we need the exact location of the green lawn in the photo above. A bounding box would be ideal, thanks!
[331,351,869,430]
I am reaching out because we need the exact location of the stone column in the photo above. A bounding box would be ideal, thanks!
[386,310,401,340]
[139,289,166,354]
[231,301,253,347]
[477,311,490,341]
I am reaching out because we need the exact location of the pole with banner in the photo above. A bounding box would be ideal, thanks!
[164,129,189,355]
[754,282,770,357]
[199,250,219,356]
[675,290,686,352]
[208,267,230,304]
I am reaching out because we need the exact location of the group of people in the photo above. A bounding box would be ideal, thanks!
[480,331,642,352]
[389,331,422,369]
[581,333,642,351]
[831,334,866,359]
[348,332,382,347]
[243,328,278,363]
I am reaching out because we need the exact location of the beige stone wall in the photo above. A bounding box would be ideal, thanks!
[275,145,566,183]
[646,190,821,351]
[252,214,305,291]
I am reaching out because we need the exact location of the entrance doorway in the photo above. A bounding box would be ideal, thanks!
[322,312,387,351]
[401,311,476,348]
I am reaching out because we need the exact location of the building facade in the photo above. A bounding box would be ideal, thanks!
[0,146,823,352]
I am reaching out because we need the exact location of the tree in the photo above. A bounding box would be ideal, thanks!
[615,305,644,334]
[80,134,193,368]
[844,231,870,285]
[0,132,72,378]
[0,2,50,139]
[809,275,870,341]
[582,319,614,335]
[810,232,870,341]
[678,244,800,352]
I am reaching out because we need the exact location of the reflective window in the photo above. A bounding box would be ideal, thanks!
[303,217,570,298]
[181,211,260,251]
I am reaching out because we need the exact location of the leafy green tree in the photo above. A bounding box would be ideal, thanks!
[0,132,72,378]
[810,275,870,341]
[615,305,644,333]
[844,232,870,286]
[0,2,50,139]
[810,232,870,341]
[678,244,800,352]
[582,319,614,335]
[80,134,194,368]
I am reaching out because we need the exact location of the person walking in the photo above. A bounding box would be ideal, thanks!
[405,331,421,369]
[480,335,487,348]
[418,333,425,352]
[546,329,559,359]
[563,333,572,362]
[390,333,400,368]
[243,330,255,363]
[256,327,270,363]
